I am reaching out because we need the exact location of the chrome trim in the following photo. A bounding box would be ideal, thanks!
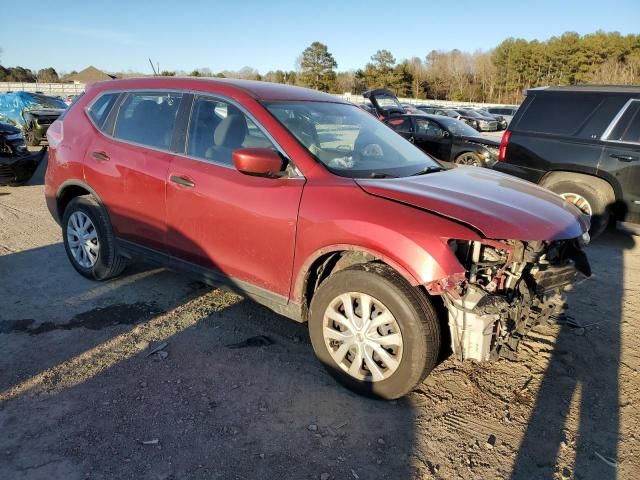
[600,98,640,144]
[83,88,304,179]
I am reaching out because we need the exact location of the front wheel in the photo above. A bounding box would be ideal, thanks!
[455,152,483,167]
[308,263,441,399]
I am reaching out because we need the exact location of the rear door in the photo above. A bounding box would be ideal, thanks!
[83,90,183,252]
[601,99,640,222]
[166,95,305,298]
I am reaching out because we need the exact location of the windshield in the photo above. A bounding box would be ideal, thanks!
[459,109,483,119]
[436,117,482,137]
[266,102,441,178]
[22,93,67,110]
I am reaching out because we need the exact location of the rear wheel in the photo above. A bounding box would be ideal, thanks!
[308,263,441,399]
[545,180,610,238]
[455,152,483,167]
[62,195,127,280]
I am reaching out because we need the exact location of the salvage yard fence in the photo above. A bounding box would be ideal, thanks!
[0,82,516,108]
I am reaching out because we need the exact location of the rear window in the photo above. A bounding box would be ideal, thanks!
[87,93,117,128]
[516,93,603,136]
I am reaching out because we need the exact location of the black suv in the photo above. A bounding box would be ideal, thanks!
[494,86,640,237]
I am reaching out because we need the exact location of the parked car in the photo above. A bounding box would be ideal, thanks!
[0,121,41,184]
[386,114,500,166]
[454,109,498,131]
[473,108,508,130]
[486,106,519,124]
[45,78,590,399]
[494,85,640,238]
[364,90,500,166]
[0,92,67,146]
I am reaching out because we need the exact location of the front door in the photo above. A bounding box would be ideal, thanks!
[166,95,305,298]
[601,99,640,223]
[412,117,452,160]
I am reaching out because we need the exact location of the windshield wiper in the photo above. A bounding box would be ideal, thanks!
[410,166,443,176]
[369,172,397,179]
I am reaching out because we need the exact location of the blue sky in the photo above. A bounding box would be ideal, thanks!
[2,0,638,74]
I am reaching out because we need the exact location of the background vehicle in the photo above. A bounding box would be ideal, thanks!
[385,113,500,166]
[0,121,40,185]
[454,109,498,131]
[0,92,67,146]
[364,90,499,166]
[494,85,640,237]
[474,108,508,130]
[487,106,519,124]
[46,78,589,399]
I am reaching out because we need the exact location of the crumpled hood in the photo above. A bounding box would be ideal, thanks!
[356,167,589,240]
[24,108,65,117]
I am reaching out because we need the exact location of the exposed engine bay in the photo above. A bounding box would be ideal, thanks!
[441,237,591,362]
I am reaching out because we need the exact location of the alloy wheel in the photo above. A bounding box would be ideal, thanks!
[559,192,593,217]
[67,211,99,268]
[322,292,403,382]
[456,153,481,166]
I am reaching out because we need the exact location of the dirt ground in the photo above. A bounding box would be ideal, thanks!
[0,170,638,479]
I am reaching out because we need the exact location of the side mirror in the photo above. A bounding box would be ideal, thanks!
[442,130,451,138]
[232,148,286,178]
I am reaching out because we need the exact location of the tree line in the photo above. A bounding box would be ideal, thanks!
[2,31,639,104]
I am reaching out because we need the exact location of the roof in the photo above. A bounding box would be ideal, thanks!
[528,85,640,94]
[65,66,116,84]
[87,76,347,103]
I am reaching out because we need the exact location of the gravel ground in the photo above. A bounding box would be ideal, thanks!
[0,172,638,479]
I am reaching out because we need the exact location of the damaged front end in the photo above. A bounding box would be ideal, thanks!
[437,237,591,362]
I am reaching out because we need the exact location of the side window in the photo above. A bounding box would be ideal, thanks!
[517,93,603,136]
[87,93,117,129]
[186,96,273,165]
[414,118,445,138]
[386,116,412,134]
[607,100,640,144]
[114,92,182,150]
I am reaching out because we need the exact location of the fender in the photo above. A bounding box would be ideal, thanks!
[292,237,468,303]
[52,179,109,224]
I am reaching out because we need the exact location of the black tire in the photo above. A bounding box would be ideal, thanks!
[545,180,610,239]
[308,263,441,399]
[62,195,127,280]
[455,152,483,167]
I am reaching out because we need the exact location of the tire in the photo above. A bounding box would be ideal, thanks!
[455,152,483,167]
[62,195,127,280]
[545,180,610,239]
[308,263,441,399]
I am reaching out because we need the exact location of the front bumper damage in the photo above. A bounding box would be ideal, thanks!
[438,237,591,362]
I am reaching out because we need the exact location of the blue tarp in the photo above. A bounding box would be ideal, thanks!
[0,92,67,129]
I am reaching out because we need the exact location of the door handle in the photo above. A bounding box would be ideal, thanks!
[91,151,110,161]
[170,175,195,188]
[610,153,638,162]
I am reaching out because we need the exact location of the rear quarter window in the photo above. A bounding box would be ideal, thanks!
[515,93,604,136]
[86,93,118,129]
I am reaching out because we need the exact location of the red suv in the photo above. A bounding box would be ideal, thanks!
[45,78,591,399]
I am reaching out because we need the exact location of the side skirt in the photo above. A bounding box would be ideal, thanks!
[116,239,305,323]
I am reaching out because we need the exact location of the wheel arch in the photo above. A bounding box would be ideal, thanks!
[56,180,107,222]
[295,245,426,321]
[540,170,617,205]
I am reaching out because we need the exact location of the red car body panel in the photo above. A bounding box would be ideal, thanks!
[45,77,587,316]
[356,167,590,241]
